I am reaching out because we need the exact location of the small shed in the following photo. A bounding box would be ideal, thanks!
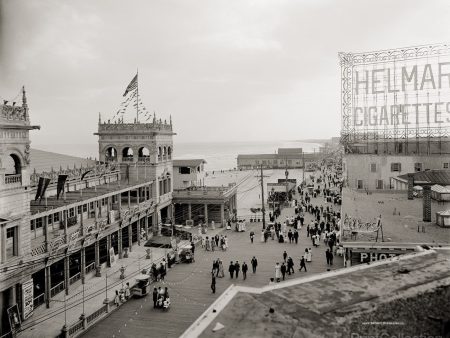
[431,185,450,202]
[436,210,450,228]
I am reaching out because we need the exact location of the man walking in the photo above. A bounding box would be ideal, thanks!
[234,261,240,279]
[299,256,307,272]
[293,230,299,244]
[287,257,295,275]
[283,251,288,262]
[326,249,331,265]
[152,287,158,308]
[242,262,248,280]
[281,262,287,281]
[250,231,255,243]
[251,256,258,273]
[229,261,235,279]
[211,272,216,294]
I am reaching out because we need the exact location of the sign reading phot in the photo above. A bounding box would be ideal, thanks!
[22,279,34,320]
[340,44,450,140]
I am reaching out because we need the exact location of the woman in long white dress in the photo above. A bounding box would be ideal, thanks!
[275,263,281,282]
[218,260,225,277]
[261,230,265,242]
[306,248,312,262]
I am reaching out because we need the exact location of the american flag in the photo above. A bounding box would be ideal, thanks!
[123,74,138,97]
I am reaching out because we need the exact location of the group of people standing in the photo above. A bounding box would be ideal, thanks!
[211,257,258,293]
[202,234,228,251]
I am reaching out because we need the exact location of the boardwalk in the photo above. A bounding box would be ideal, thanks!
[83,180,343,338]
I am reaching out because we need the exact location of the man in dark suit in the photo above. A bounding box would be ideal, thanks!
[234,261,240,279]
[251,256,258,273]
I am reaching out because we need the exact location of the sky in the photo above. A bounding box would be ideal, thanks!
[1,0,449,149]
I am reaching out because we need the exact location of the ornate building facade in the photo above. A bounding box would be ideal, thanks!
[0,88,175,335]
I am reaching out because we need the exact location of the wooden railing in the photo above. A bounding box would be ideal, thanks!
[50,281,65,297]
[33,293,45,308]
[4,174,21,184]
[85,262,96,274]
[69,272,81,285]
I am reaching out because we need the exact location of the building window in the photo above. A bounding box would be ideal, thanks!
[255,160,259,164]
[444,163,449,169]
[179,167,190,174]
[6,227,18,259]
[357,180,363,189]
[390,163,401,172]
[83,204,87,212]
[53,212,60,223]
[414,163,423,172]
[35,217,43,230]
[69,208,75,217]
[376,180,383,189]
[30,220,34,231]
[77,206,82,214]
[48,214,53,225]
[370,163,377,173]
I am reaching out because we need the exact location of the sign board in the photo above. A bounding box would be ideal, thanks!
[7,304,21,334]
[348,248,415,265]
[340,44,450,141]
[22,279,34,320]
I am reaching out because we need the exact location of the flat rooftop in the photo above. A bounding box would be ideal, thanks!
[341,188,450,244]
[196,249,450,338]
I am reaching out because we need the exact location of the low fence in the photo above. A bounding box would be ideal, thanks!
[63,254,168,337]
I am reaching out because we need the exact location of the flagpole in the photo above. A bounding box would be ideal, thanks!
[136,69,139,123]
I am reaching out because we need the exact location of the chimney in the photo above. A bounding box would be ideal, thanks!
[407,173,414,200]
[422,185,431,222]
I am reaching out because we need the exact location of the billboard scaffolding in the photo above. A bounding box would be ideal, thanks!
[339,44,450,155]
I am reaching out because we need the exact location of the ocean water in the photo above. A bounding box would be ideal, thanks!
[33,140,322,171]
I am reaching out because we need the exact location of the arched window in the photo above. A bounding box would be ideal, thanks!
[163,146,167,160]
[105,147,117,161]
[167,146,172,160]
[158,147,162,161]
[122,147,134,161]
[138,147,150,157]
[5,154,21,175]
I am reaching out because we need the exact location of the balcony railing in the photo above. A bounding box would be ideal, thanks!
[138,157,151,162]
[69,272,81,285]
[50,281,65,297]
[122,157,134,162]
[85,262,96,274]
[4,174,22,184]
[105,156,117,162]
[33,293,45,309]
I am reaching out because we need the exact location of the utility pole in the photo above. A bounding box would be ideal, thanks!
[302,151,305,184]
[285,157,289,204]
[260,165,267,230]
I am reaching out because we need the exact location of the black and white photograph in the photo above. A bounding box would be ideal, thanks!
[0,0,449,337]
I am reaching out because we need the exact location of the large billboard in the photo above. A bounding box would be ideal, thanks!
[340,44,450,142]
